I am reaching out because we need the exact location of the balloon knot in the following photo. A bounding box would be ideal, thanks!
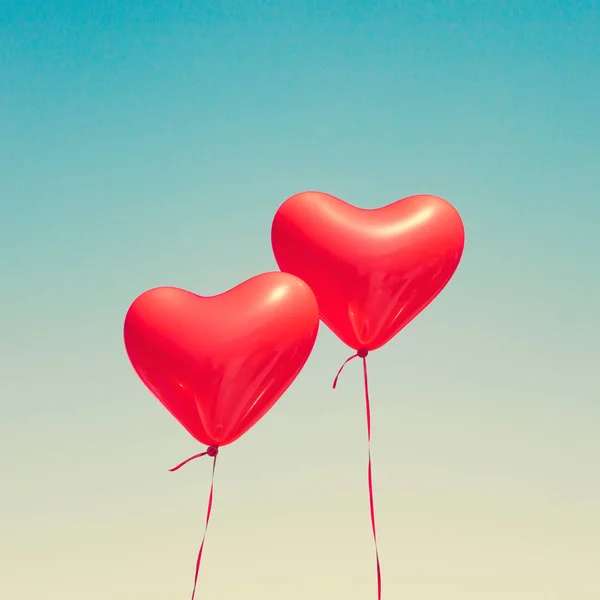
[357,348,368,358]
[207,446,219,457]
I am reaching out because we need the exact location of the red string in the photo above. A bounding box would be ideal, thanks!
[170,445,219,600]
[333,349,382,600]
[332,352,359,389]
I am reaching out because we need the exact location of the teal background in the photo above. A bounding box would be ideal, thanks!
[2,1,599,598]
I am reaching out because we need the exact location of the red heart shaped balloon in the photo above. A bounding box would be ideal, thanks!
[123,272,319,447]
[271,192,465,351]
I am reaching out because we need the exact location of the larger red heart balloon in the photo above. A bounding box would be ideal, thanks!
[271,192,465,351]
[123,272,319,447]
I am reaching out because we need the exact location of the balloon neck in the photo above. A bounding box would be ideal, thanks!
[357,348,368,358]
[207,446,219,457]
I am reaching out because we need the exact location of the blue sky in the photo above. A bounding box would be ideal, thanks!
[1,1,599,599]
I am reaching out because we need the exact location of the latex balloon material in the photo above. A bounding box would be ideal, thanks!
[124,272,320,447]
[271,192,465,351]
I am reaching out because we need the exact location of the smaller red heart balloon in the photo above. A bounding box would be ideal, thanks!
[271,192,465,351]
[123,272,319,447]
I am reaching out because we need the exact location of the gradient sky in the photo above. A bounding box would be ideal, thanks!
[1,1,599,599]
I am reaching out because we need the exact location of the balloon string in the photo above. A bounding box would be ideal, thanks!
[362,356,382,600]
[170,446,219,600]
[333,350,381,600]
[332,352,360,389]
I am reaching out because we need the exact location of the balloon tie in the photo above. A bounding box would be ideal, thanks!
[333,350,381,600]
[169,445,219,600]
[332,348,368,389]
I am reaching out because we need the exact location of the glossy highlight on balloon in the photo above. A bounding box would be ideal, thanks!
[123,272,320,447]
[271,191,465,351]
